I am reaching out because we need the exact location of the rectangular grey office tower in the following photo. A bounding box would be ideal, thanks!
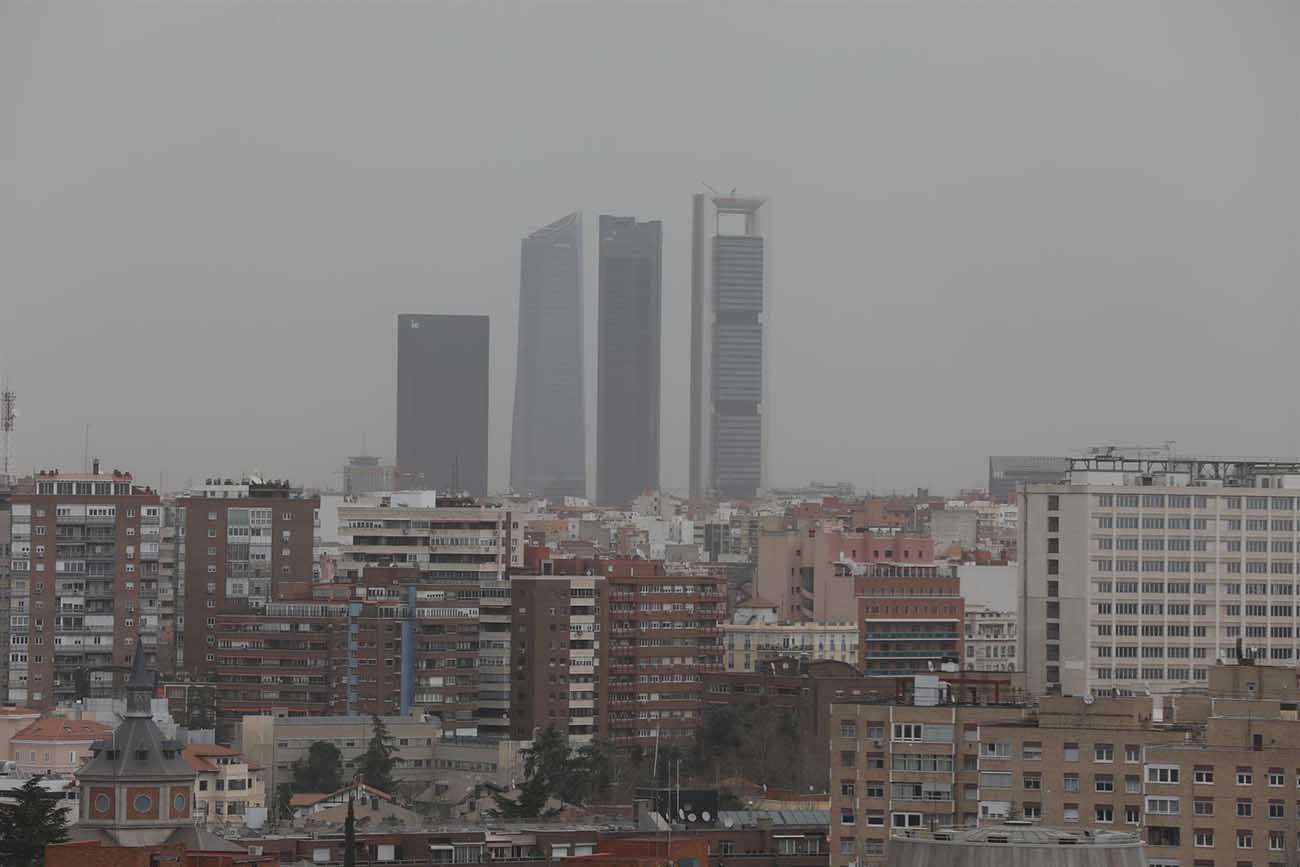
[689,193,770,500]
[510,212,586,499]
[597,215,662,506]
[396,314,490,496]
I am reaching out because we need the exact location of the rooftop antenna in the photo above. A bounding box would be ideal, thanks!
[0,385,15,483]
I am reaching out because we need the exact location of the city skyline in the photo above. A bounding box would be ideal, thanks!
[3,2,1296,497]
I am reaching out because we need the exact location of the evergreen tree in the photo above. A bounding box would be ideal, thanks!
[358,715,397,793]
[0,776,69,866]
[292,740,343,793]
[343,794,357,867]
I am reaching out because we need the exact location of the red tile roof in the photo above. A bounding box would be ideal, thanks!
[181,743,248,773]
[12,718,112,742]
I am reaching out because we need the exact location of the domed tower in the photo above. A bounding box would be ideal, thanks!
[76,642,197,847]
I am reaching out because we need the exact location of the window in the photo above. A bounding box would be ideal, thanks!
[1195,766,1215,784]
[1126,776,1142,794]
[982,741,1011,758]
[840,751,855,768]
[1064,773,1080,792]
[840,781,855,796]
[1269,768,1285,787]
[1095,805,1114,823]
[1148,765,1181,784]
[840,720,856,738]
[840,808,855,825]
[1146,797,1180,815]
[1023,803,1042,819]
[1238,830,1253,850]
[1195,830,1215,848]
[1063,805,1079,823]
[1148,827,1181,847]
[1125,805,1141,825]
[1095,743,1114,762]
[1023,773,1041,790]
[1238,799,1254,818]
[1126,745,1141,763]
[1064,742,1079,762]
[891,813,923,829]
[1096,775,1115,792]
[1194,799,1214,816]
[1270,800,1285,818]
[979,772,1011,789]
[1270,831,1285,852]
[893,723,922,742]
[1239,768,1254,786]
[1022,741,1042,760]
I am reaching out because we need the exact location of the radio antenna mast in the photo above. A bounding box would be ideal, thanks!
[1,385,15,484]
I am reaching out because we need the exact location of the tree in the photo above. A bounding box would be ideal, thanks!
[358,715,397,794]
[292,741,343,794]
[343,793,357,867]
[0,776,69,866]
[273,784,294,821]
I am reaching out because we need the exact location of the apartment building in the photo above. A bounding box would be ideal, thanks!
[721,621,858,671]
[178,477,318,676]
[547,559,725,747]
[963,605,1018,672]
[182,743,265,829]
[757,519,934,621]
[828,692,1183,867]
[508,575,609,743]
[1020,454,1300,697]
[336,497,524,582]
[8,467,163,708]
[10,717,111,775]
[853,563,963,676]
[211,601,348,726]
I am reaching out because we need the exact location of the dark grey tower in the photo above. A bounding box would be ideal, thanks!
[510,212,586,499]
[396,314,490,496]
[597,215,662,506]
[689,193,770,500]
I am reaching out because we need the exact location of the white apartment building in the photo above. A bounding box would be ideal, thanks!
[721,621,858,671]
[1021,454,1300,697]
[963,604,1018,672]
[336,499,524,582]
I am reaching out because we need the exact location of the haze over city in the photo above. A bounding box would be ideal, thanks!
[3,0,1298,496]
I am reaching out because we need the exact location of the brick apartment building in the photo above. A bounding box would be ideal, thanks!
[178,478,318,675]
[509,575,609,742]
[829,662,1300,867]
[7,466,163,708]
[545,559,726,747]
[851,562,964,675]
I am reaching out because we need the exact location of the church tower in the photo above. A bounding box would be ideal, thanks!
[76,640,197,847]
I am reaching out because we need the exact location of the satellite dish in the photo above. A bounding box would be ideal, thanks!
[1082,693,1095,705]
[702,811,712,822]
[688,813,697,822]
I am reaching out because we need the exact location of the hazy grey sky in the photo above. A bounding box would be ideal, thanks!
[2,1,1297,496]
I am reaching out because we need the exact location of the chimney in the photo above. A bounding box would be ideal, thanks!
[92,458,100,475]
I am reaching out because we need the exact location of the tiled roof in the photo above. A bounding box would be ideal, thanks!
[12,718,111,742]
[0,706,40,717]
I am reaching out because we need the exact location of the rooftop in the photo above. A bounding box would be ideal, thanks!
[894,825,1142,847]
[12,718,111,742]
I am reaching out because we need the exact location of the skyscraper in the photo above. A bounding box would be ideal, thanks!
[597,215,661,506]
[396,314,490,496]
[510,212,586,499]
[689,193,770,500]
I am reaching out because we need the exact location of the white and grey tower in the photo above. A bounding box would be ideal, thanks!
[689,193,770,500]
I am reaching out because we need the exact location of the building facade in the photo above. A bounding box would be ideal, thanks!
[336,500,523,583]
[596,214,661,507]
[508,575,609,742]
[1020,454,1300,697]
[177,478,318,676]
[963,605,1018,672]
[511,212,586,500]
[7,467,163,708]
[854,565,964,676]
[689,193,770,500]
[721,621,858,671]
[396,314,490,496]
